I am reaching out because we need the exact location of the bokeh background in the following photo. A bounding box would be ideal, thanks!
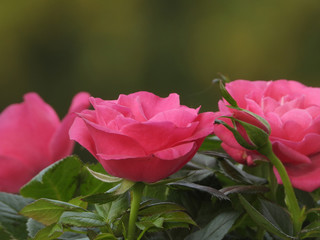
[1,0,320,115]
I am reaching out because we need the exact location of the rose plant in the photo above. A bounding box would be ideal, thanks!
[214,80,320,192]
[0,86,320,240]
[0,92,89,193]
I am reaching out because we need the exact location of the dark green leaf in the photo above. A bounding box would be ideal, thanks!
[259,198,294,236]
[161,211,196,226]
[199,136,222,151]
[20,156,82,201]
[300,221,320,239]
[185,211,240,240]
[0,192,33,240]
[59,211,106,228]
[219,159,267,185]
[20,198,86,225]
[81,192,120,204]
[26,218,44,238]
[220,185,269,195]
[139,202,186,216]
[136,217,164,231]
[239,195,295,239]
[168,181,229,200]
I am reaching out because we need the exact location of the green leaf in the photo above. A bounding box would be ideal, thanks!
[168,181,229,200]
[219,80,239,108]
[86,167,122,183]
[139,202,186,216]
[199,136,222,151]
[20,156,82,201]
[95,194,129,223]
[59,211,106,228]
[219,158,267,185]
[33,223,63,240]
[239,195,295,239]
[161,211,196,226]
[94,233,118,240]
[79,164,117,196]
[214,119,256,150]
[220,185,269,195]
[234,118,270,148]
[81,192,120,204]
[0,192,33,240]
[136,217,164,231]
[259,199,294,236]
[26,218,44,239]
[300,221,320,239]
[20,198,86,225]
[185,211,240,240]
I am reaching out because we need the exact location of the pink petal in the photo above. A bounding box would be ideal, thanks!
[50,92,90,161]
[0,93,59,167]
[117,92,180,120]
[97,141,198,182]
[120,121,198,154]
[184,111,215,141]
[274,153,320,192]
[0,155,36,193]
[272,141,311,164]
[84,119,147,158]
[149,108,198,127]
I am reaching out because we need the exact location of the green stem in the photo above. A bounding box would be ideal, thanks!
[127,182,144,240]
[259,142,302,234]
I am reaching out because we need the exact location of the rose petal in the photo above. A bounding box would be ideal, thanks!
[121,121,198,154]
[272,141,311,164]
[97,142,198,182]
[50,92,90,161]
[0,93,59,167]
[274,153,320,192]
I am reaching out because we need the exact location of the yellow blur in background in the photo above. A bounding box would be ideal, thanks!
[1,0,320,114]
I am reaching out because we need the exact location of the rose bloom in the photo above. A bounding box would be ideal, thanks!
[69,91,214,183]
[214,80,320,192]
[0,92,90,193]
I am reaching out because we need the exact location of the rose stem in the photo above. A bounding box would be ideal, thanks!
[127,182,144,240]
[259,141,302,234]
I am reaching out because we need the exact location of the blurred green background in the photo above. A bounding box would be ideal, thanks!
[1,0,320,115]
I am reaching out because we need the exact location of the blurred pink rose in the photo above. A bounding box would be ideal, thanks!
[214,80,320,192]
[0,92,90,193]
[70,91,214,183]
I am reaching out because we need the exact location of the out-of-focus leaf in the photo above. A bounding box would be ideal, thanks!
[300,221,320,239]
[219,159,267,185]
[26,218,44,239]
[94,233,118,240]
[20,198,86,225]
[185,211,240,240]
[0,192,33,240]
[220,185,269,195]
[59,211,106,228]
[20,156,82,201]
[199,136,222,151]
[168,181,229,200]
[239,195,295,239]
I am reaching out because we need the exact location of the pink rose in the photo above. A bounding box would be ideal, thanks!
[0,92,90,193]
[69,91,214,183]
[214,80,320,192]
